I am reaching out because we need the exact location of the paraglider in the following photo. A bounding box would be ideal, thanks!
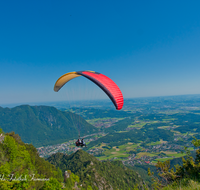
[54,70,124,110]
[75,138,87,147]
[54,70,124,148]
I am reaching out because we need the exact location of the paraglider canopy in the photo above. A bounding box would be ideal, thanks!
[54,71,123,110]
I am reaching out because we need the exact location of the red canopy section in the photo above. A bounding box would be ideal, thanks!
[78,71,123,110]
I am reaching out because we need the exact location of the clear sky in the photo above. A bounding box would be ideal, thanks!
[0,0,200,105]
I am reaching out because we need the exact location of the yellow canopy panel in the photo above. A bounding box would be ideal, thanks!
[54,72,81,92]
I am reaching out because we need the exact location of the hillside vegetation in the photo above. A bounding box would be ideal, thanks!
[0,129,64,189]
[47,150,147,190]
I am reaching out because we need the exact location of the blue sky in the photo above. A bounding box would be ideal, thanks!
[0,0,200,105]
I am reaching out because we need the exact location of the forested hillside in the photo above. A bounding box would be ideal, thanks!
[0,129,64,189]
[47,150,147,189]
[0,105,97,147]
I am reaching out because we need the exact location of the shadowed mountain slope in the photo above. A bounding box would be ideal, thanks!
[0,105,97,147]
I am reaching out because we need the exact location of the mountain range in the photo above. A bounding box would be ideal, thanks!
[0,105,97,147]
